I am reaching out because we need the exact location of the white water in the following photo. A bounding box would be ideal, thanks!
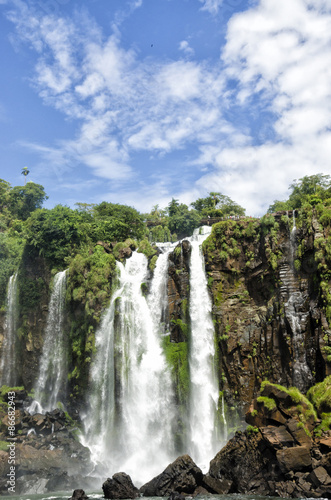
[0,273,18,386]
[29,270,68,413]
[285,211,311,391]
[82,251,176,485]
[187,227,220,470]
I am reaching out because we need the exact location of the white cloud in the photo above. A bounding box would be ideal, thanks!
[6,0,331,214]
[199,0,224,15]
[179,40,195,57]
[192,0,331,214]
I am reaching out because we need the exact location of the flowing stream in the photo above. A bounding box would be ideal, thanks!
[29,270,68,413]
[0,273,18,386]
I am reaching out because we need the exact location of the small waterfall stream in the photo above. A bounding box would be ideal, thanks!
[0,273,18,386]
[29,270,68,413]
[187,227,220,470]
[283,211,312,391]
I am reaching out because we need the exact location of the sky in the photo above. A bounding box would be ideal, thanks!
[0,0,330,216]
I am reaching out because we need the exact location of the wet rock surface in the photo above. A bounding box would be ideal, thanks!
[140,454,232,497]
[209,383,331,498]
[0,390,96,496]
[102,472,139,499]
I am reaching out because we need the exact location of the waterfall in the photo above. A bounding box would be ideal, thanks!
[29,270,68,413]
[187,227,220,470]
[284,211,312,391]
[82,251,176,485]
[0,273,18,387]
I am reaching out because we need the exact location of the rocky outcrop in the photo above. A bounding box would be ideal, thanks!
[209,382,331,498]
[69,490,89,500]
[167,241,191,342]
[0,390,96,496]
[202,214,330,412]
[140,454,232,497]
[102,472,139,499]
[140,455,202,497]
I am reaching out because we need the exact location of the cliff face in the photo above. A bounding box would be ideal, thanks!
[1,210,330,415]
[199,212,330,410]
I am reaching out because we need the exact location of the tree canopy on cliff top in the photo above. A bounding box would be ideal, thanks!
[268,174,331,213]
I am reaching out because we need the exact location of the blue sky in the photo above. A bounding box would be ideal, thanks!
[0,0,330,216]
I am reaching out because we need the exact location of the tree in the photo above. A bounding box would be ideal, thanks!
[21,166,30,185]
[166,199,200,238]
[93,201,145,240]
[0,179,11,212]
[191,192,245,217]
[268,174,331,212]
[7,183,48,220]
[24,205,88,265]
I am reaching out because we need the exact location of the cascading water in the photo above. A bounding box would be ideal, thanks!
[285,211,311,391]
[0,273,18,386]
[29,270,68,413]
[82,251,176,485]
[187,227,221,470]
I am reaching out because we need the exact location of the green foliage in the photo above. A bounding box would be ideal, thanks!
[268,174,331,212]
[94,201,145,240]
[246,425,259,435]
[307,375,331,415]
[6,182,48,221]
[163,338,189,404]
[67,245,117,393]
[137,239,157,259]
[191,192,245,218]
[166,199,201,239]
[149,255,158,271]
[0,233,25,306]
[257,396,277,411]
[260,381,317,424]
[25,205,88,266]
[171,319,188,339]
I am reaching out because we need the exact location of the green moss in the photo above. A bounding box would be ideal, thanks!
[260,381,317,424]
[171,319,188,338]
[307,375,331,415]
[137,239,157,259]
[149,255,158,271]
[257,396,277,411]
[163,337,189,405]
[141,282,148,297]
[246,425,259,435]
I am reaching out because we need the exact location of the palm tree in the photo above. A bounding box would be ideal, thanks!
[21,166,30,186]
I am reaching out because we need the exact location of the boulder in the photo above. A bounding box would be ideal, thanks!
[140,455,203,497]
[201,474,233,494]
[68,490,89,500]
[276,446,312,473]
[102,472,139,499]
[260,425,294,449]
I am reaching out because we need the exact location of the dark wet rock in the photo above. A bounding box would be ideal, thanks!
[201,475,233,494]
[209,382,331,498]
[167,492,186,500]
[276,446,312,473]
[68,489,89,500]
[140,455,203,497]
[102,472,139,499]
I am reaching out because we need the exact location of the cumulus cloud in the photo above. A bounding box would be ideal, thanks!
[194,0,331,214]
[5,0,331,214]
